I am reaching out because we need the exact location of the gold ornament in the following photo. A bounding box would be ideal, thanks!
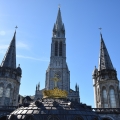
[43,87,68,98]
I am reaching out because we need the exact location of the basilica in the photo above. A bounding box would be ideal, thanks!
[0,8,120,120]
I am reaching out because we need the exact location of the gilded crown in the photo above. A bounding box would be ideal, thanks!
[43,88,68,98]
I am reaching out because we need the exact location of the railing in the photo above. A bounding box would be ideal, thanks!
[92,108,120,114]
[0,106,18,110]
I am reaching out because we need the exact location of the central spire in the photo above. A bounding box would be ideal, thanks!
[98,33,114,71]
[56,8,63,30]
[1,31,16,69]
[53,8,65,38]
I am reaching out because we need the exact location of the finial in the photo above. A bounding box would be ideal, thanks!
[78,85,79,92]
[75,83,77,91]
[99,27,102,31]
[58,4,61,8]
[15,26,18,31]
[99,27,102,34]
[18,64,20,67]
[38,82,40,90]
[36,85,37,91]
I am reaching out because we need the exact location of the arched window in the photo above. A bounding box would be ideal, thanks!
[0,83,4,97]
[102,87,108,108]
[4,84,11,105]
[5,87,11,97]
[59,41,62,56]
[55,41,58,56]
[109,87,116,108]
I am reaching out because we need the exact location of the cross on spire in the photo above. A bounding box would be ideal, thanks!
[58,4,61,8]
[15,26,18,30]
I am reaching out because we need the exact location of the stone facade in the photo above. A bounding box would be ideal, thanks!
[34,8,80,102]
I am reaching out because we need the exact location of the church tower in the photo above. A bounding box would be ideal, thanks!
[92,33,120,108]
[0,31,22,106]
[45,8,70,91]
[35,8,80,102]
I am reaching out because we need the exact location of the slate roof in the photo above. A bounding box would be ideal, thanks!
[1,31,16,69]
[98,33,114,71]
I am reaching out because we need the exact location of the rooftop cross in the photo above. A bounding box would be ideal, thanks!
[99,27,102,33]
[58,4,61,8]
[15,26,18,30]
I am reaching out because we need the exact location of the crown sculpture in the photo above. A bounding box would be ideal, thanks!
[43,74,68,98]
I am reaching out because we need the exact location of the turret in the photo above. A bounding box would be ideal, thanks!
[92,33,119,108]
[0,31,22,106]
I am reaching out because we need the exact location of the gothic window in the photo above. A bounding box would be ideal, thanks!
[59,41,62,56]
[6,88,10,97]
[5,84,11,98]
[102,87,108,108]
[109,87,116,108]
[55,41,58,56]
[0,83,4,97]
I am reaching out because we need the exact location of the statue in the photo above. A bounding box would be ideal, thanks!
[52,74,60,88]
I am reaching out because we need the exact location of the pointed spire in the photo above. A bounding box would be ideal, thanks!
[56,7,63,30]
[36,85,37,91]
[77,85,79,92]
[53,8,65,38]
[53,24,56,31]
[98,33,114,71]
[38,82,40,90]
[75,83,77,91]
[1,31,16,69]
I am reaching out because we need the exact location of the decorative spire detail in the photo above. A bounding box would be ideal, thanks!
[98,33,114,71]
[53,8,65,38]
[75,83,77,91]
[56,8,63,30]
[1,31,16,69]
[36,85,37,91]
[38,82,40,90]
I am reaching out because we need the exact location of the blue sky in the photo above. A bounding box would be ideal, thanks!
[0,0,120,107]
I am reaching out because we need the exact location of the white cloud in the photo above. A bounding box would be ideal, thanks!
[17,55,49,62]
[0,42,29,52]
[0,45,8,50]
[16,42,29,50]
[0,31,6,36]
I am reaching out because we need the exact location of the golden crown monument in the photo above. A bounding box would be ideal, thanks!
[43,74,68,98]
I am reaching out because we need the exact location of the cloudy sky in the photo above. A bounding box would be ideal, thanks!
[0,0,120,107]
